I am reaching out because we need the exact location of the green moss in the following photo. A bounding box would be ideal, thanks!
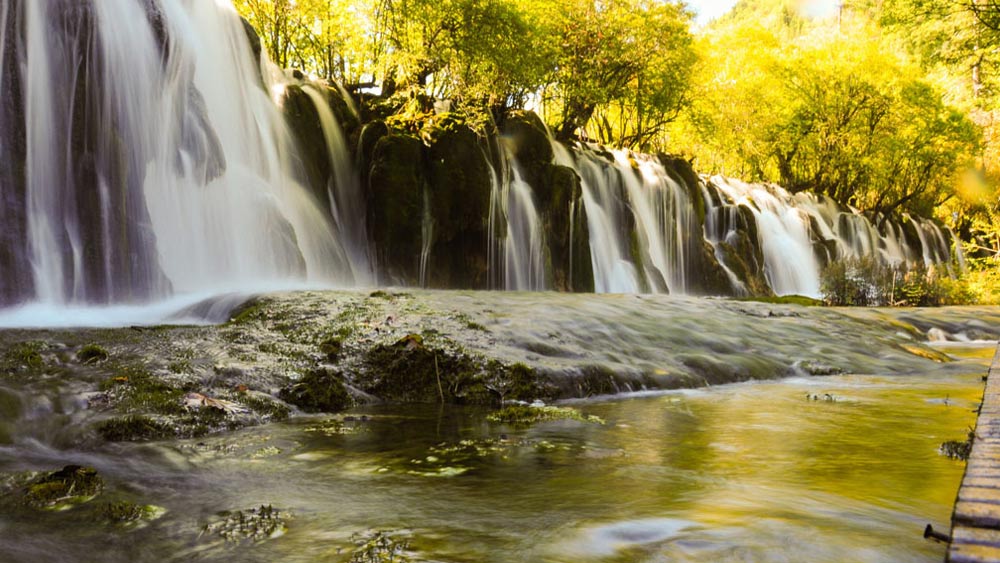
[236,393,291,421]
[97,415,174,442]
[279,368,352,413]
[362,334,492,404]
[737,295,824,306]
[101,366,185,415]
[77,344,109,364]
[167,359,193,374]
[99,501,146,523]
[24,465,104,510]
[319,335,343,362]
[1,341,45,374]
[486,405,604,425]
[228,298,272,325]
[203,505,288,542]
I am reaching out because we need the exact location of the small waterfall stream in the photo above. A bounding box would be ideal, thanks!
[488,147,547,291]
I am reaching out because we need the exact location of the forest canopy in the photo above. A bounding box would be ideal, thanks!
[233,0,1000,263]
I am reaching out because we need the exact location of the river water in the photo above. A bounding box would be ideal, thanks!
[0,339,991,563]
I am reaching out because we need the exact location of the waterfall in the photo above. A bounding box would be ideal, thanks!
[711,178,822,296]
[1,0,354,308]
[0,0,959,309]
[553,143,640,294]
[300,84,372,285]
[488,147,547,291]
[546,137,956,298]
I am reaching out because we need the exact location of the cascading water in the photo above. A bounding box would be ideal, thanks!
[710,178,823,296]
[704,177,958,296]
[0,0,354,310]
[488,147,547,291]
[548,136,958,298]
[553,143,640,294]
[299,83,372,285]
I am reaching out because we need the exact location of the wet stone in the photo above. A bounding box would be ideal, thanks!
[202,504,289,542]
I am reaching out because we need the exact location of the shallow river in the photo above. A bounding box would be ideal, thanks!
[0,343,992,563]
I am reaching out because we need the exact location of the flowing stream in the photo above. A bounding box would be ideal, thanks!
[0,294,993,563]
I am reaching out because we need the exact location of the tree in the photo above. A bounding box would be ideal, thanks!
[526,0,695,142]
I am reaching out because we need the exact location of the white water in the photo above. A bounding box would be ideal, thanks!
[711,178,823,296]
[504,158,547,291]
[547,134,956,297]
[553,143,640,294]
[488,147,548,291]
[10,0,353,309]
[300,84,372,285]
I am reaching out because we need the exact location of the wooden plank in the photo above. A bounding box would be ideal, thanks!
[949,343,1000,563]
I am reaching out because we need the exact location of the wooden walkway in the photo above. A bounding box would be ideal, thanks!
[948,343,1000,563]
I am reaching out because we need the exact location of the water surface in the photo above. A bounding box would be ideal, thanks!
[0,344,990,563]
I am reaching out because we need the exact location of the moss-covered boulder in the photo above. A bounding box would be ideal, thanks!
[367,133,426,284]
[421,114,493,288]
[359,334,550,404]
[279,368,352,413]
[23,465,104,510]
[97,415,175,442]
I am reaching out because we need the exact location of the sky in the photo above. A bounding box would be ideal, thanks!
[685,0,841,24]
[685,0,739,24]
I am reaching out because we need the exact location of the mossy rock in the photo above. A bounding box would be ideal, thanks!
[358,120,389,181]
[23,465,104,510]
[738,295,823,306]
[100,366,185,415]
[361,334,493,404]
[693,240,740,296]
[659,154,706,225]
[98,501,166,527]
[545,164,594,292]
[486,404,603,426]
[77,344,109,364]
[97,415,174,442]
[203,505,289,542]
[279,368,351,413]
[318,335,343,362]
[422,113,493,288]
[1,341,45,374]
[367,133,426,284]
[281,85,333,213]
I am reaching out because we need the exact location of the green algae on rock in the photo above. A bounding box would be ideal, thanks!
[98,501,167,529]
[23,465,104,510]
[202,504,289,542]
[76,344,109,364]
[279,368,352,413]
[486,404,605,426]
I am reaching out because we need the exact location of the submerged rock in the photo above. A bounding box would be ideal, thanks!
[98,501,166,529]
[350,530,412,563]
[486,404,604,426]
[202,504,289,542]
[23,465,104,510]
